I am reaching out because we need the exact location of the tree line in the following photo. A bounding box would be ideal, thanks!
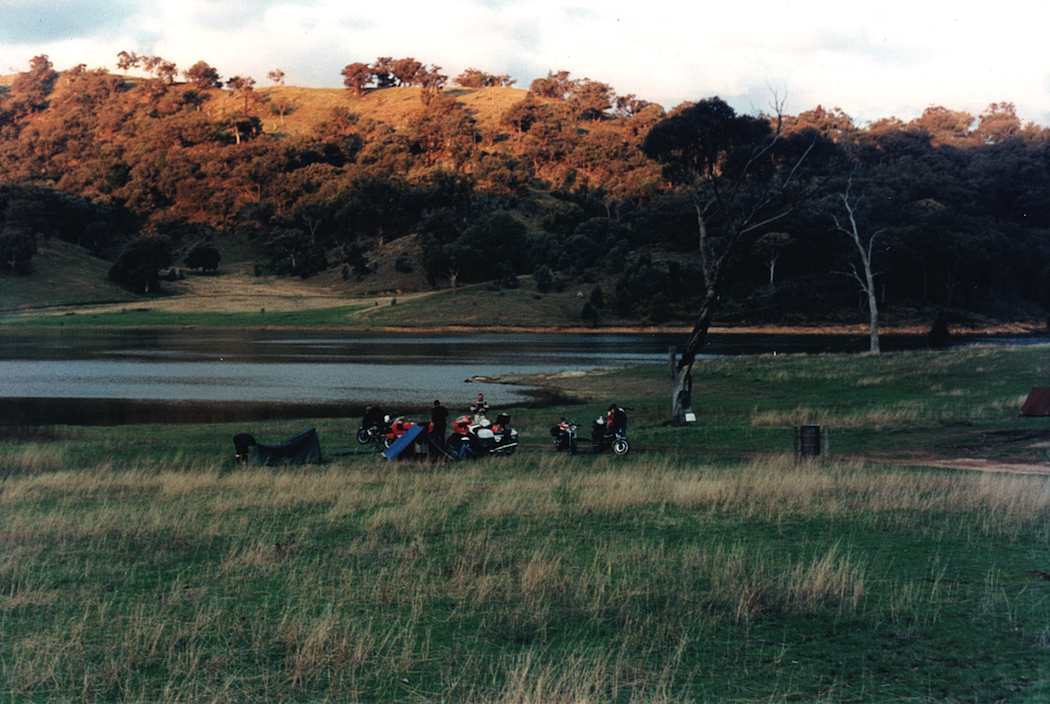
[0,53,1048,331]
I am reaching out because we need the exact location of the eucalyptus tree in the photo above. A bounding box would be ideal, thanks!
[340,63,371,96]
[184,61,222,91]
[829,176,883,353]
[10,55,58,114]
[643,97,840,424]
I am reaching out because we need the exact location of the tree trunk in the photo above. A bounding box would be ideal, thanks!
[835,189,881,354]
[672,291,718,425]
[671,364,693,426]
[866,275,880,354]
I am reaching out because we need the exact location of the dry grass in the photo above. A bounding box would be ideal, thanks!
[750,397,1026,430]
[0,443,66,477]
[2,451,1049,701]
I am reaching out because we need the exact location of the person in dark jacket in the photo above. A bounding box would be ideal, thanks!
[362,404,384,431]
[431,399,449,439]
[233,433,256,464]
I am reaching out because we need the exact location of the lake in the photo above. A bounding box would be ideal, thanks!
[1,327,1045,425]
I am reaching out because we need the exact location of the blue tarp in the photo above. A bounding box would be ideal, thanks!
[383,424,459,461]
[382,424,425,459]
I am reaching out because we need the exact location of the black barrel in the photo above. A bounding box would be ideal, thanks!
[797,425,821,458]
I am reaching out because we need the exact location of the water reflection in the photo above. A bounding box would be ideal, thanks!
[2,328,1045,425]
[1,329,690,423]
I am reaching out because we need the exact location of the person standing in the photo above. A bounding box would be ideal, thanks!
[431,399,449,440]
[471,393,489,423]
[362,404,384,431]
[233,433,256,464]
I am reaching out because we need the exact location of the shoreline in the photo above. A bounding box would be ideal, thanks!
[370,321,1047,336]
[4,316,1046,337]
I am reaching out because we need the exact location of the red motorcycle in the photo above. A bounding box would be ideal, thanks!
[447,413,518,457]
[384,417,432,448]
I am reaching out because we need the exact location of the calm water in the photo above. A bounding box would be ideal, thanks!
[1,328,1045,425]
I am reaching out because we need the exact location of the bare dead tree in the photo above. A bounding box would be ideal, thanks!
[831,176,884,353]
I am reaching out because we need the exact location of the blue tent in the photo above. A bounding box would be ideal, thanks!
[383,424,458,461]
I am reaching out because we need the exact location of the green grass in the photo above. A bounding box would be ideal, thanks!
[0,241,138,311]
[0,266,621,329]
[2,346,1049,702]
[351,279,616,328]
[1,304,375,328]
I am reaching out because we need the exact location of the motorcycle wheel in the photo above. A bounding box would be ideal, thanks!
[383,435,395,449]
[356,428,371,445]
[446,434,465,452]
[612,438,630,456]
[569,437,578,455]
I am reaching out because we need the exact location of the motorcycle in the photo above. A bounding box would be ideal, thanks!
[550,419,579,454]
[447,413,519,458]
[591,416,630,456]
[357,414,393,446]
[384,417,424,448]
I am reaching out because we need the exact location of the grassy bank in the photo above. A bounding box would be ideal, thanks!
[0,240,139,311]
[2,346,1049,702]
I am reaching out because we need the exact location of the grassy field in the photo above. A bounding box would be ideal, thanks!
[0,241,140,311]
[2,346,1049,702]
[0,247,632,330]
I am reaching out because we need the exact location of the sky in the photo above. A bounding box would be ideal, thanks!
[2,0,1049,127]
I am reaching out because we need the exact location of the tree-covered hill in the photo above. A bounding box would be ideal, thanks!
[1,55,1049,328]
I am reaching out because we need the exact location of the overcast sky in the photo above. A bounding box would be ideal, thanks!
[2,0,1048,126]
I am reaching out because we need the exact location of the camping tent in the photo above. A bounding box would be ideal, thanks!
[382,424,458,461]
[1020,388,1050,417]
[250,427,323,465]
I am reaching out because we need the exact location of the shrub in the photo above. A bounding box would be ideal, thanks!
[534,265,554,293]
[108,233,173,293]
[184,245,221,271]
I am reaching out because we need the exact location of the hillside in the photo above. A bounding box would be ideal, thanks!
[1,61,1049,329]
[0,238,668,331]
[0,240,137,311]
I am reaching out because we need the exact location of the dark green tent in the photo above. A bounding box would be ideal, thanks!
[250,427,322,465]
